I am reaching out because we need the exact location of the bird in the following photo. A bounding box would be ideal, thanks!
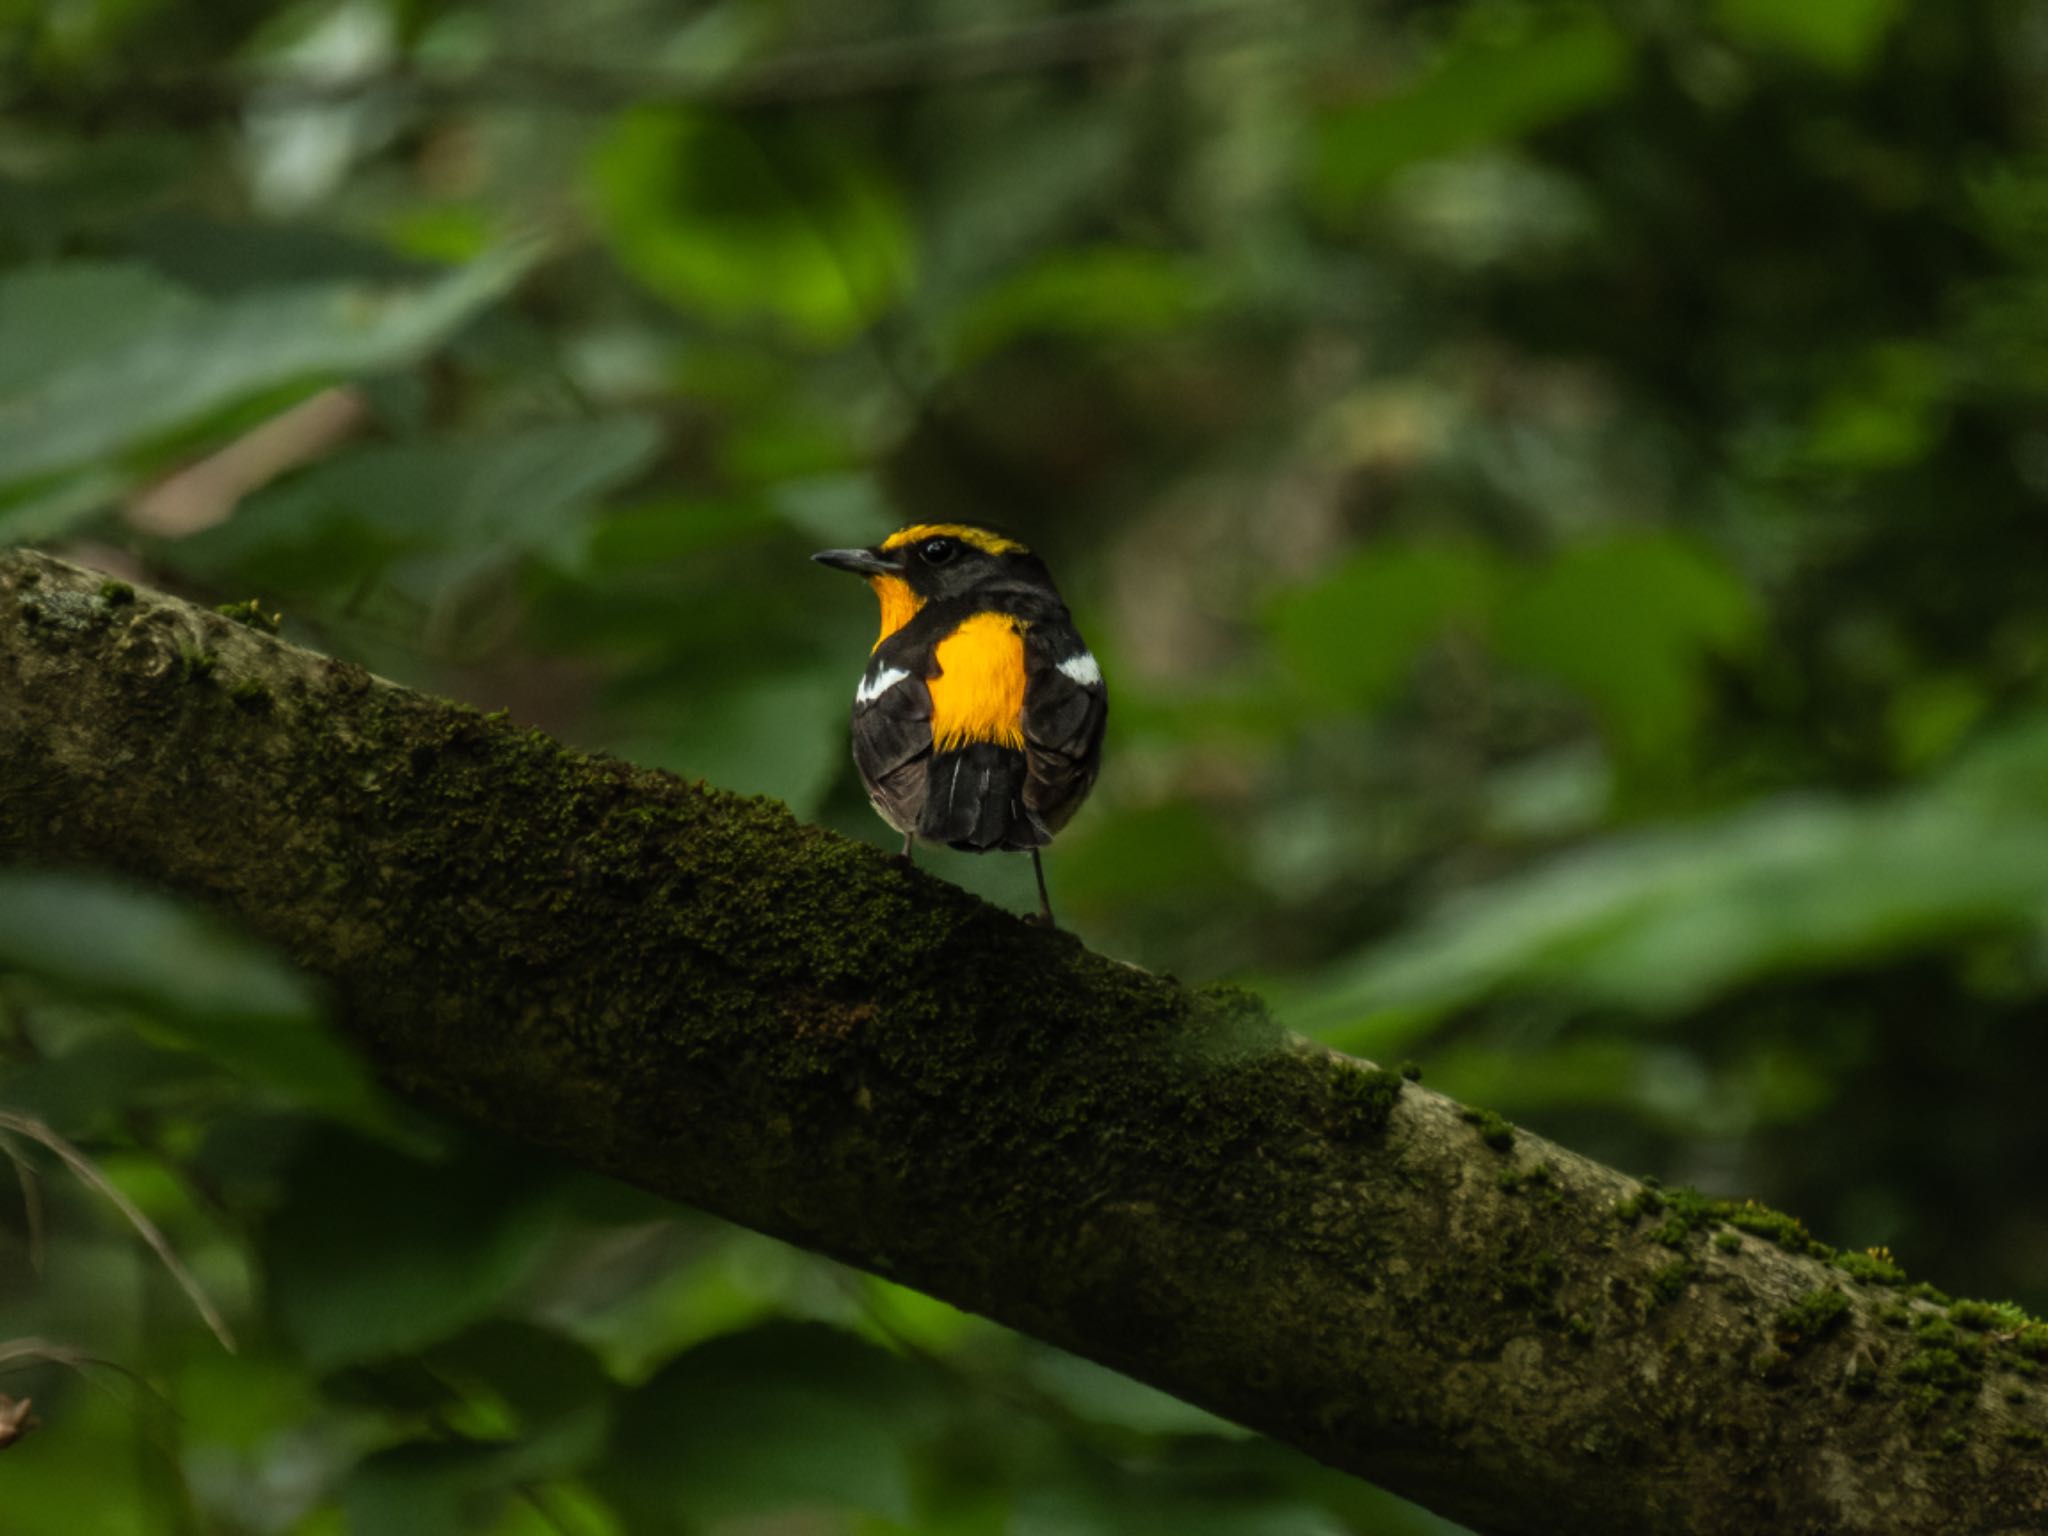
[812,522,1107,926]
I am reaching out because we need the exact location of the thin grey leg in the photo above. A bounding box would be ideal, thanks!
[1029,847,1055,927]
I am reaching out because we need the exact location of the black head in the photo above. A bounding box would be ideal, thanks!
[811,522,1043,603]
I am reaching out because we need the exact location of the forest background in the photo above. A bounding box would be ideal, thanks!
[4,0,2046,1532]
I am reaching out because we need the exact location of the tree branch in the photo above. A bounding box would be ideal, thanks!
[2,547,2043,1536]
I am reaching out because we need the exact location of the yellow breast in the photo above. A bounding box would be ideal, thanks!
[928,612,1028,751]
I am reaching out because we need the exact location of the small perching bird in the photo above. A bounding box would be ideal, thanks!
[813,522,1107,926]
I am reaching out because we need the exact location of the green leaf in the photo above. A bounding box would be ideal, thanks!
[1492,535,1757,768]
[1799,342,1949,471]
[1015,1466,1345,1536]
[341,1322,613,1536]
[1025,1349,1245,1438]
[1717,0,1906,73]
[1301,717,2048,1033]
[621,669,851,819]
[428,1319,615,1481]
[585,497,770,570]
[175,416,663,595]
[946,247,1210,363]
[0,247,532,519]
[342,1444,512,1536]
[266,1136,564,1369]
[0,871,385,1129]
[0,1032,229,1138]
[1270,542,1502,707]
[600,1322,935,1528]
[0,263,193,395]
[590,108,912,346]
[1317,16,1630,203]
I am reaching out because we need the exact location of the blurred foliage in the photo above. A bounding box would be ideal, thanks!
[4,0,2048,1530]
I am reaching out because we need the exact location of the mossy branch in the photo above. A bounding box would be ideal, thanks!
[3,548,2046,1536]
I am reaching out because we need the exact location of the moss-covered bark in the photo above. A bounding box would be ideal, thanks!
[4,548,2046,1536]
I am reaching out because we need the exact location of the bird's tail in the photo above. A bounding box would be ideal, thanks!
[919,742,1047,852]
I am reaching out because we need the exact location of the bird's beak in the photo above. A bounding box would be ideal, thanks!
[811,547,902,577]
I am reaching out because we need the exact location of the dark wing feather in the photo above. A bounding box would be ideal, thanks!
[849,660,933,835]
[1020,619,1107,839]
[921,741,1030,850]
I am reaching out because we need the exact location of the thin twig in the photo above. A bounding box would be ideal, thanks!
[0,1114,234,1352]
[0,1132,47,1272]
[0,1336,168,1417]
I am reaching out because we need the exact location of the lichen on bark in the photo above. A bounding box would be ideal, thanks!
[4,548,2048,1536]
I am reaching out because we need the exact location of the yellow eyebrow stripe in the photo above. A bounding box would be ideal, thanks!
[880,523,1028,556]
[927,612,1028,751]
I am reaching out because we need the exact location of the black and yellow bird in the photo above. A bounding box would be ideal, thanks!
[813,523,1107,925]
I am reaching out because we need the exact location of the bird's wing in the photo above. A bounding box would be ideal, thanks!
[1021,619,1108,836]
[849,653,934,834]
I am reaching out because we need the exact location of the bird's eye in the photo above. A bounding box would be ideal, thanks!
[920,537,958,566]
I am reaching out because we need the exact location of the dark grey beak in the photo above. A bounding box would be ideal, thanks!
[812,547,902,576]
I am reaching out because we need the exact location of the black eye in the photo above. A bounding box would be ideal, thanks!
[920,537,958,565]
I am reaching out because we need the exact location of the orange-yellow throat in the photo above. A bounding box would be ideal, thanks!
[928,612,1028,751]
[869,575,923,650]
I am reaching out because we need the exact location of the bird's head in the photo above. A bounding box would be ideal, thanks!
[813,523,1039,645]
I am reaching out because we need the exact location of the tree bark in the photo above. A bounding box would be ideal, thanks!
[3,547,2045,1536]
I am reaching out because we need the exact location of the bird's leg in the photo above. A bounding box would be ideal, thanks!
[1025,847,1056,928]
[890,831,915,869]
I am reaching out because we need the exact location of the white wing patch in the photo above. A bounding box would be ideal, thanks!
[1057,651,1103,688]
[856,664,911,706]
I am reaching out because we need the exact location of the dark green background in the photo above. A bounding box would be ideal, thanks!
[4,0,2045,1531]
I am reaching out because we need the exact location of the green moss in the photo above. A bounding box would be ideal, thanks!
[1753,1347,1793,1383]
[1879,1303,1913,1330]
[1564,1311,1594,1343]
[97,580,134,605]
[175,646,218,683]
[1950,1298,2029,1333]
[1499,1249,1564,1307]
[1775,1287,1851,1351]
[1936,1427,1969,1455]
[1713,1231,1741,1253]
[215,598,281,633]
[2016,1325,2048,1360]
[229,677,273,713]
[1914,1314,1963,1351]
[1398,1060,1423,1081]
[1328,1063,1404,1139]
[1898,1348,1976,1396]
[1906,1281,1954,1307]
[1496,1161,1557,1195]
[1723,1200,1812,1250]
[1459,1106,1515,1153]
[2007,1427,2046,1450]
[1647,1257,1695,1305]
[1950,1299,2001,1331]
[1644,1216,1688,1248]
[1903,1384,1946,1421]
[1833,1248,1906,1285]
[1614,1187,1664,1224]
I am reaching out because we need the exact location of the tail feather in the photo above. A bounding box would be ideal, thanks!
[920,743,1043,851]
